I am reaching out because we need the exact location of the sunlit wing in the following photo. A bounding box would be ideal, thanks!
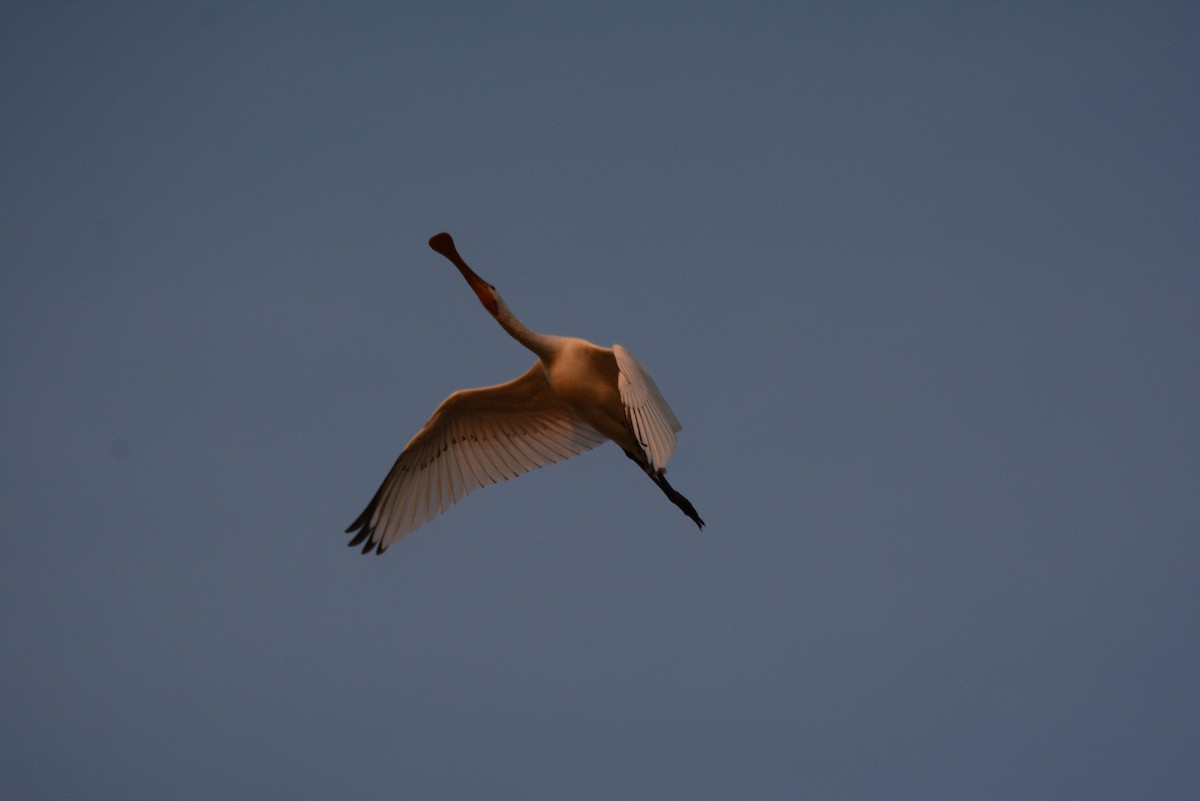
[613,344,681,473]
[346,363,607,554]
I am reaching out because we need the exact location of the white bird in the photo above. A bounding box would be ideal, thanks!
[345,233,704,554]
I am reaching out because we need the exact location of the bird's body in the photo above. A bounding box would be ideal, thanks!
[345,233,703,554]
[542,339,625,448]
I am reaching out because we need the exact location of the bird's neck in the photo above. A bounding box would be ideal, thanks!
[493,299,562,361]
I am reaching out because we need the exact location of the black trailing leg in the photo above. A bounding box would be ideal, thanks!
[651,472,705,529]
[624,450,705,529]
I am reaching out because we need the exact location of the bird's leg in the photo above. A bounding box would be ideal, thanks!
[651,473,705,529]
[623,450,705,529]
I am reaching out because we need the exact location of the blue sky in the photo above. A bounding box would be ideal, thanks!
[2,4,1198,799]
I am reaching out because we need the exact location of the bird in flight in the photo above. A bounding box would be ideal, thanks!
[345,233,704,554]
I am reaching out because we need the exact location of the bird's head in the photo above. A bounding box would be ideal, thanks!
[429,232,500,317]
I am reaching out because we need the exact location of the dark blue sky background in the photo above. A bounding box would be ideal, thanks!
[3,4,1198,799]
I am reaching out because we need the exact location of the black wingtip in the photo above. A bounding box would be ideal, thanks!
[347,526,370,548]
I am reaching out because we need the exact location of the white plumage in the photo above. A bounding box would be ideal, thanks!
[614,344,681,472]
[346,233,703,554]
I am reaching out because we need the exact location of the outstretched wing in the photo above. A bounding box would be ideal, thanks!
[613,344,681,473]
[346,363,607,554]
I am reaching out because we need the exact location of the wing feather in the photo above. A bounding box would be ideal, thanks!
[613,344,682,472]
[346,362,606,553]
[468,431,504,484]
[449,423,484,494]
